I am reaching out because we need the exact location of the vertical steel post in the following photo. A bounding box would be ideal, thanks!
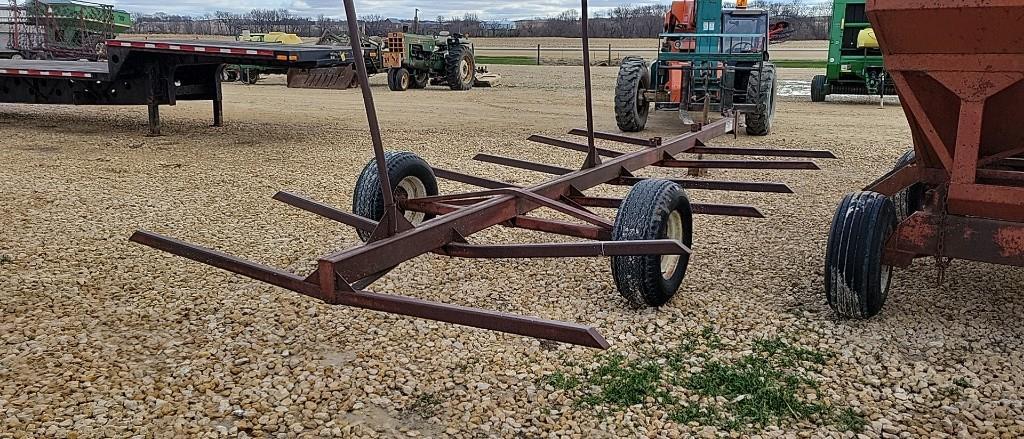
[580,0,600,168]
[341,0,397,234]
[536,44,541,65]
[607,43,612,65]
[146,104,160,136]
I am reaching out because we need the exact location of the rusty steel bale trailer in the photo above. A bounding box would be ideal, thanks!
[0,39,353,135]
[128,0,835,348]
[824,0,1024,318]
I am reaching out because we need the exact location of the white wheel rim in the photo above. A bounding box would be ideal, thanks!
[397,176,427,224]
[401,73,409,89]
[460,59,471,82]
[661,210,684,279]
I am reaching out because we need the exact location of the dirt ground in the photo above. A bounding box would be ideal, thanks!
[1,65,1022,438]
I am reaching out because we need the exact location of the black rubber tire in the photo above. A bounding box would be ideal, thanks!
[891,149,926,221]
[614,56,651,132]
[611,179,693,308]
[388,68,410,91]
[352,151,439,241]
[811,74,828,102]
[824,191,897,319]
[745,62,777,136]
[10,53,23,60]
[244,70,260,85]
[445,45,475,91]
[410,71,429,89]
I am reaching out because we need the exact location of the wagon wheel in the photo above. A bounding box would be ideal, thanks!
[352,151,439,241]
[891,149,927,221]
[388,68,410,91]
[611,179,693,308]
[825,191,897,319]
[410,71,429,89]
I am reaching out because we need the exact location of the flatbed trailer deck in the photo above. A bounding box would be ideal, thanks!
[0,39,353,135]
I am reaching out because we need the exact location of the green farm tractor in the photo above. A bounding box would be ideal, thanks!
[382,31,477,91]
[810,0,895,102]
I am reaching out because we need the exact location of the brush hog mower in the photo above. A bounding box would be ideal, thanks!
[130,0,834,348]
[824,0,1024,319]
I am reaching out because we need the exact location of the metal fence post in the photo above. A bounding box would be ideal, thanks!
[536,44,541,65]
[608,44,612,65]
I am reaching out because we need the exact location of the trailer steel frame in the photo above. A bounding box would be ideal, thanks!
[0,39,352,135]
[129,0,834,348]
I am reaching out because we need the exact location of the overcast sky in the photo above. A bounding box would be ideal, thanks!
[114,0,673,20]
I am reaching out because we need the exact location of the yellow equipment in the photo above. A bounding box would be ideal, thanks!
[238,31,303,45]
[856,28,878,49]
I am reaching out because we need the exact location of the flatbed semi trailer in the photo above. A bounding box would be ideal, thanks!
[0,39,353,135]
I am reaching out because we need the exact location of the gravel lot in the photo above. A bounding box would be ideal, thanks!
[1,64,1022,438]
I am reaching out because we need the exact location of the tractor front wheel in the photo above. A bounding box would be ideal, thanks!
[611,179,693,308]
[387,68,411,91]
[745,62,777,136]
[614,56,650,132]
[445,45,475,91]
[352,152,439,241]
[811,74,828,102]
[410,71,429,89]
[825,191,897,319]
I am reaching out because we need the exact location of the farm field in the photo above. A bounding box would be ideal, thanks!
[1,64,1022,437]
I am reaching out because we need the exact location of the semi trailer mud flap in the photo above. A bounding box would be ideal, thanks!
[286,66,358,89]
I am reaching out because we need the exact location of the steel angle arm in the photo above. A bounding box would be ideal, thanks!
[566,129,660,148]
[473,154,574,175]
[569,196,764,218]
[654,158,820,170]
[432,168,519,189]
[610,176,793,193]
[273,191,376,232]
[129,230,609,349]
[437,239,690,258]
[688,146,837,159]
[528,135,626,158]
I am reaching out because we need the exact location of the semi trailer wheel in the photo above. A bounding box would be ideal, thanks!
[387,68,411,91]
[745,62,777,136]
[825,191,897,319]
[410,71,429,89]
[811,74,828,102]
[445,45,475,90]
[352,151,439,241]
[614,56,651,132]
[611,179,693,308]
[891,149,926,221]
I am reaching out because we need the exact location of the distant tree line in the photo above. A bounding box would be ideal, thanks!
[128,1,834,40]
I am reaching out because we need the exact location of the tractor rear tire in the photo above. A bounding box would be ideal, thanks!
[388,68,410,91]
[825,191,897,319]
[611,179,693,308]
[410,71,429,89]
[614,56,651,132]
[891,149,926,221]
[811,74,828,102]
[745,62,777,136]
[352,151,439,242]
[445,45,475,91]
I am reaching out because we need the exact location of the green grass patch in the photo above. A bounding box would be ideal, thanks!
[475,55,536,65]
[405,392,444,418]
[543,329,860,432]
[772,60,827,69]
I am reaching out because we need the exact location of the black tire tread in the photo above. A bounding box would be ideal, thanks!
[352,151,438,241]
[745,62,777,136]
[811,74,828,102]
[611,179,692,308]
[824,191,897,319]
[445,45,474,91]
[614,56,650,132]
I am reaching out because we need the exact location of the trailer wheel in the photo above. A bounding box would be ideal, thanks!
[352,152,439,241]
[388,68,410,91]
[811,74,828,102]
[445,45,475,91]
[745,62,777,136]
[825,191,897,319]
[10,54,23,60]
[614,56,651,132]
[244,70,260,85]
[410,71,429,89]
[891,150,926,221]
[611,179,693,308]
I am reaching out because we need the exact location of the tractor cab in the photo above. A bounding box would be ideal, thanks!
[721,8,769,56]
